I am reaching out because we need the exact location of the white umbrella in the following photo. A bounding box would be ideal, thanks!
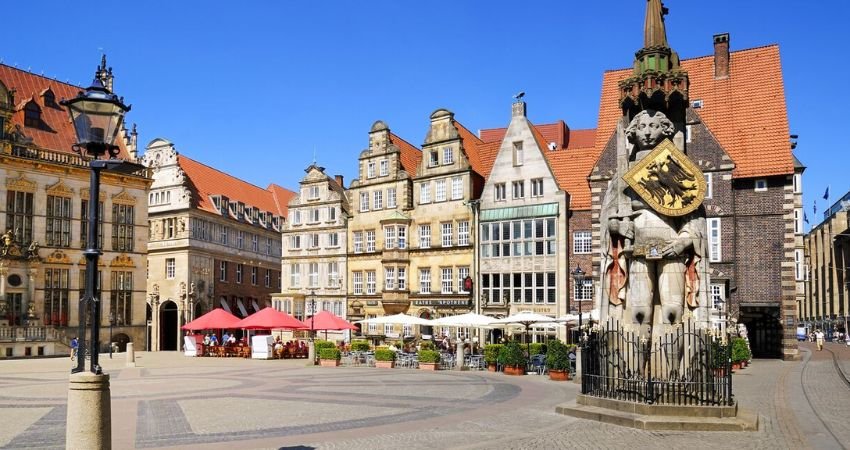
[431,312,494,327]
[357,313,434,326]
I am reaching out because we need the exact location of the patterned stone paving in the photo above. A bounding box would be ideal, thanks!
[0,344,847,449]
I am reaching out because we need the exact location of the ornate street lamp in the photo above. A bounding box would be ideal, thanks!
[62,76,135,375]
[61,66,141,450]
[572,265,586,341]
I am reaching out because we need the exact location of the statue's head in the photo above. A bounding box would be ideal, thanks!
[626,109,675,150]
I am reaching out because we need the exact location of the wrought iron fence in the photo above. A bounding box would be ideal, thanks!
[581,318,733,406]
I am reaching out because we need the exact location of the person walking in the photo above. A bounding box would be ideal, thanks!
[815,329,825,351]
[70,336,78,359]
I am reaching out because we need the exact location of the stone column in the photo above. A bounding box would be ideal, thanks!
[66,372,111,450]
[125,342,135,367]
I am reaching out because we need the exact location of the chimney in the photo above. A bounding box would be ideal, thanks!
[334,175,344,188]
[713,33,730,79]
[511,100,526,118]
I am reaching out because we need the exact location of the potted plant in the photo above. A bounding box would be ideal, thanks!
[498,342,526,376]
[374,347,396,368]
[420,340,436,351]
[418,349,441,370]
[351,340,371,352]
[318,347,341,367]
[731,338,749,370]
[484,344,503,372]
[529,342,546,357]
[710,339,729,377]
[546,340,570,381]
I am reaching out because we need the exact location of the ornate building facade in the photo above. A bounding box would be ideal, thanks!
[0,59,148,357]
[276,163,349,340]
[142,139,293,351]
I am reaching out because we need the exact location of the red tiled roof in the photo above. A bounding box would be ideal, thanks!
[546,146,597,210]
[567,129,596,150]
[475,141,502,179]
[178,155,294,217]
[0,64,130,158]
[594,45,793,178]
[389,132,421,177]
[480,120,595,151]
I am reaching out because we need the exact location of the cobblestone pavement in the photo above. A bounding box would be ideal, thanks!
[0,345,847,450]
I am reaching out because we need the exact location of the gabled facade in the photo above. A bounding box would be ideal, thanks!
[345,121,420,337]
[476,101,570,340]
[407,109,484,338]
[276,164,349,340]
[142,139,292,351]
[0,59,148,357]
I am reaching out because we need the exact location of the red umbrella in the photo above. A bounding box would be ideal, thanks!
[305,311,358,331]
[181,308,241,331]
[235,307,307,330]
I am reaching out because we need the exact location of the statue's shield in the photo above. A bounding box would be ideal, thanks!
[623,139,706,217]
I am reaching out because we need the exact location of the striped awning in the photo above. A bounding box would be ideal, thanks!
[480,203,559,221]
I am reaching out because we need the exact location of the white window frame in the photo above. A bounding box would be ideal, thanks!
[573,231,592,254]
[441,267,453,294]
[708,217,721,262]
[309,208,320,223]
[443,147,454,165]
[219,260,227,281]
[367,162,376,178]
[458,267,470,293]
[495,183,506,201]
[165,258,175,279]
[236,263,243,284]
[353,271,363,295]
[795,249,804,281]
[793,173,802,194]
[292,210,301,225]
[290,264,301,287]
[309,263,319,287]
[441,222,452,247]
[429,150,439,167]
[265,269,271,287]
[574,278,593,301]
[531,178,543,197]
[374,190,383,210]
[398,226,407,249]
[458,221,470,246]
[327,262,339,287]
[328,232,339,247]
[251,266,258,285]
[398,267,406,290]
[451,177,463,200]
[420,268,431,294]
[359,192,369,212]
[366,271,376,295]
[308,185,320,200]
[353,231,363,253]
[755,179,767,192]
[419,224,431,249]
[704,173,713,199]
[435,179,447,202]
[327,206,336,221]
[794,208,803,235]
[309,233,319,249]
[710,283,725,310]
[387,188,397,208]
[420,182,431,204]
[513,141,523,166]
[379,159,389,176]
[366,230,376,252]
[384,226,396,249]
[512,180,524,199]
[385,267,395,291]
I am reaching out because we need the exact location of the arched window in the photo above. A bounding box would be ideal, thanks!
[24,101,41,127]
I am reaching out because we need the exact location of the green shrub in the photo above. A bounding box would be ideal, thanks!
[351,340,371,352]
[529,342,546,356]
[711,339,729,369]
[498,341,526,367]
[418,349,441,363]
[374,347,396,361]
[731,338,750,363]
[319,347,341,361]
[420,340,436,351]
[314,340,335,353]
[546,340,570,371]
[484,344,503,364]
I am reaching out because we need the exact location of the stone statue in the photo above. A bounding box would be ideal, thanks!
[1,229,13,248]
[599,110,709,344]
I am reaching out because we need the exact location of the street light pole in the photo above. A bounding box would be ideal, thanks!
[308,289,316,364]
[61,69,139,450]
[572,265,586,344]
[108,311,115,359]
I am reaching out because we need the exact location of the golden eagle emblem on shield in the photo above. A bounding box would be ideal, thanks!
[623,139,706,217]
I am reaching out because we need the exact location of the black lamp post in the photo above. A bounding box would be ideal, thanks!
[308,289,317,363]
[62,76,138,375]
[572,265,586,342]
[108,311,115,359]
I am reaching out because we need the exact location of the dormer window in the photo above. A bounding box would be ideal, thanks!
[443,147,454,165]
[379,159,388,177]
[24,101,41,127]
[367,162,376,179]
[308,185,320,200]
[42,89,58,108]
[429,151,439,167]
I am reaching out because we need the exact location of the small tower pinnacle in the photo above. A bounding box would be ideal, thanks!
[95,54,114,92]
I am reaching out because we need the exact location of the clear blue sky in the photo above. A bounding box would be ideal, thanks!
[7,1,848,230]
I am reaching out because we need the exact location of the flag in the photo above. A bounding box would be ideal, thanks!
[823,186,830,200]
[804,212,809,224]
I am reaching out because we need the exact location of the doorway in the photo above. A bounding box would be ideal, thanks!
[159,300,178,351]
[6,293,23,326]
[740,305,782,358]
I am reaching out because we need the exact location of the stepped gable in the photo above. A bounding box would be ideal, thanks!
[594,45,793,178]
[0,64,130,158]
[178,154,294,217]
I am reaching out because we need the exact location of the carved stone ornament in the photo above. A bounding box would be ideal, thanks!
[109,253,136,268]
[46,180,75,197]
[5,174,37,192]
[112,189,137,205]
[45,249,72,264]
[622,138,706,217]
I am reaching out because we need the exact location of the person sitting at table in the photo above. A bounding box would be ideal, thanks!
[210,334,219,346]
[203,334,211,346]
[228,334,237,345]
[274,337,283,359]
[222,332,231,345]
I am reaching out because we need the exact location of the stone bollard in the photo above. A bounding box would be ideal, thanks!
[66,372,111,450]
[456,340,465,371]
[125,343,135,367]
[573,347,582,384]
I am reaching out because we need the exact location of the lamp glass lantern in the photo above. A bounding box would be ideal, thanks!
[61,77,130,156]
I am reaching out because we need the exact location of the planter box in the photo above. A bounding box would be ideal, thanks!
[419,362,439,371]
[320,359,340,367]
[487,363,497,372]
[549,369,570,381]
[375,360,395,369]
[503,365,525,376]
